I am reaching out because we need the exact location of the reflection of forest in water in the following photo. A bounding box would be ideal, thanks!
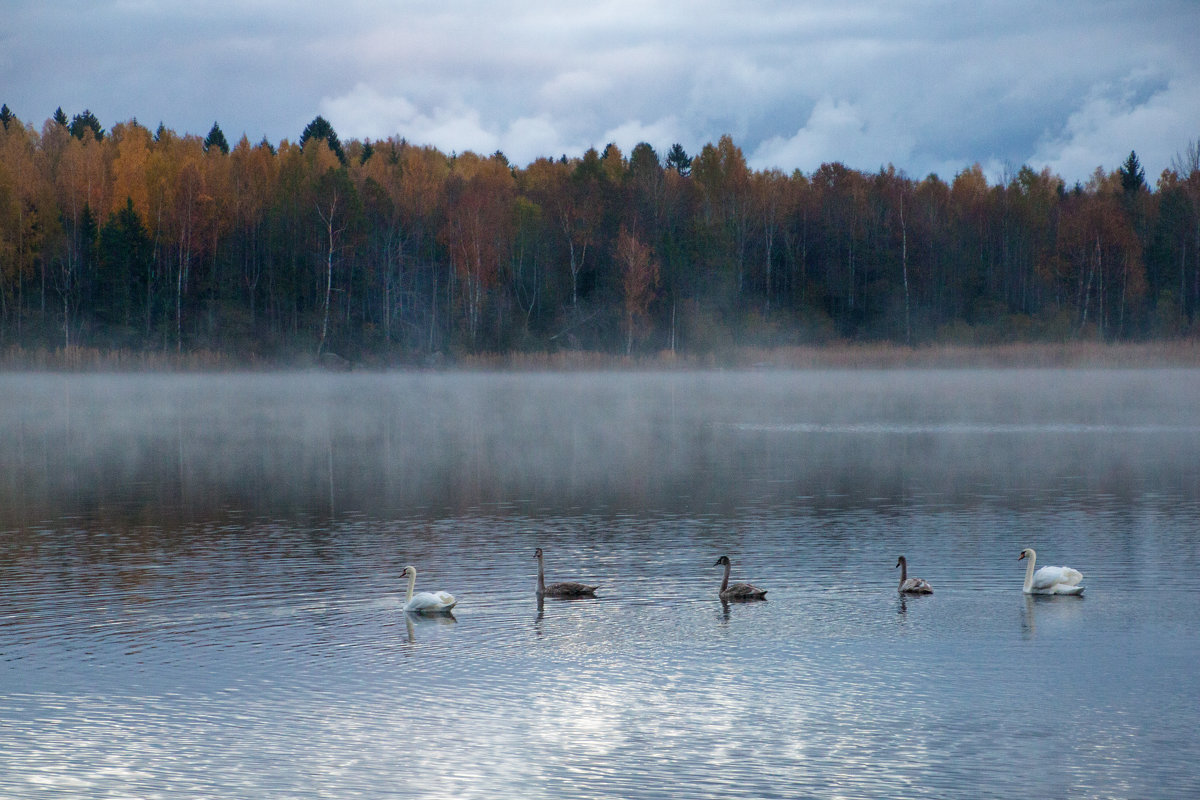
[2,370,1199,528]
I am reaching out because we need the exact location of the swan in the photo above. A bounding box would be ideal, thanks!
[535,548,597,598]
[714,555,767,600]
[894,555,933,594]
[1018,548,1084,595]
[401,565,458,613]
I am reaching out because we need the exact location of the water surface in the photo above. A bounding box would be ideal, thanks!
[2,370,1199,798]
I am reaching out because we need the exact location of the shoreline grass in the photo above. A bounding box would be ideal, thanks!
[5,339,1200,372]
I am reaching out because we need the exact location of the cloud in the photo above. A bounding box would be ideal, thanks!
[1032,74,1200,184]
[5,0,1198,185]
[500,116,566,164]
[320,84,498,156]
[751,96,913,174]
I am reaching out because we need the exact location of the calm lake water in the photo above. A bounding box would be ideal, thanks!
[2,369,1199,799]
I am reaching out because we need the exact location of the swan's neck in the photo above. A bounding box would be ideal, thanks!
[720,562,731,592]
[405,570,416,603]
[898,558,908,586]
[536,555,546,593]
[1023,553,1036,592]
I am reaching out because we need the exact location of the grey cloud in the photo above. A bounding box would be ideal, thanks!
[4,0,1197,183]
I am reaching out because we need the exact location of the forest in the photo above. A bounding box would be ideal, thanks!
[1,104,1199,365]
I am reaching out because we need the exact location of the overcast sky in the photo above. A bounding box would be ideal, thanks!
[4,1,1197,185]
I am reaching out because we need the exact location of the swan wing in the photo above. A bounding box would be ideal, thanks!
[900,578,933,593]
[1032,565,1083,590]
[544,581,598,597]
[405,591,457,612]
[723,582,768,599]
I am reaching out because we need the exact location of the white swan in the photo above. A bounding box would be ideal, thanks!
[895,555,933,594]
[1018,548,1084,595]
[714,555,767,600]
[401,565,458,613]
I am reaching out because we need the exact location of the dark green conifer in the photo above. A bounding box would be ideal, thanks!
[69,109,104,141]
[204,121,230,154]
[300,115,346,165]
[666,143,692,176]
[1119,150,1145,195]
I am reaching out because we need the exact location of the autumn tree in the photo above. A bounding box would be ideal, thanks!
[615,226,659,354]
[227,135,277,326]
[0,120,58,337]
[692,135,753,300]
[109,121,152,221]
[439,153,515,349]
[313,166,355,357]
[54,131,109,341]
[1055,170,1146,338]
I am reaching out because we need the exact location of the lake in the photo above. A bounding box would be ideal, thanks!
[2,369,1199,799]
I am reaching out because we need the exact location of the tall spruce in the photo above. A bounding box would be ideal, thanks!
[69,109,104,141]
[1119,150,1145,196]
[300,115,346,165]
[204,121,230,154]
[666,143,692,176]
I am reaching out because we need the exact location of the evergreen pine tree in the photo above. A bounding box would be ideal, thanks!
[53,107,69,127]
[300,115,346,165]
[69,109,104,141]
[666,143,692,176]
[0,104,14,131]
[204,121,230,154]
[1119,150,1145,195]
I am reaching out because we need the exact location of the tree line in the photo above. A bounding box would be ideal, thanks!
[1,104,1199,363]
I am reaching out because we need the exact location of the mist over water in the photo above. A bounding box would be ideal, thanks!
[2,369,1200,798]
[3,369,1198,523]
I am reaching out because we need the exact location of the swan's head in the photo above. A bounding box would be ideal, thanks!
[402,565,416,577]
[1018,548,1035,561]
[895,556,906,569]
[534,548,544,559]
[714,555,730,568]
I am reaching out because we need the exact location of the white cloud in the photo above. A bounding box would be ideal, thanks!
[500,116,566,165]
[1031,75,1200,184]
[320,84,498,156]
[750,96,913,174]
[600,119,683,158]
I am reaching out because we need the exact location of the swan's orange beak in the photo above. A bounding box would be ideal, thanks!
[1018,552,1026,560]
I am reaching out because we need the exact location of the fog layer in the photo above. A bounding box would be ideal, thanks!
[2,369,1198,527]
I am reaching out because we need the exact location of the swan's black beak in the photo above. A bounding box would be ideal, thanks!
[713,558,721,566]
[1018,552,1026,561]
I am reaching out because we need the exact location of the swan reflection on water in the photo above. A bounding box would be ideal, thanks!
[404,609,457,642]
[1021,592,1085,638]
